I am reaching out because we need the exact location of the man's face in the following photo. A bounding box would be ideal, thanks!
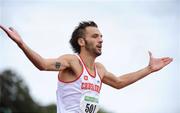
[83,26,103,57]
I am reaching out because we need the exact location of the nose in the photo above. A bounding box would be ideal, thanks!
[99,37,103,44]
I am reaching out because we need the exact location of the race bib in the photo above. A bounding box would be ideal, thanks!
[80,93,99,113]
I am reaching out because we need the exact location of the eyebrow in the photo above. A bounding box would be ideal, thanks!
[92,33,103,37]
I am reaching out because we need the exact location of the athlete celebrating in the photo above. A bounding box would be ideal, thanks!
[0,21,173,113]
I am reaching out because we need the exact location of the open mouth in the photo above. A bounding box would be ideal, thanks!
[96,45,102,49]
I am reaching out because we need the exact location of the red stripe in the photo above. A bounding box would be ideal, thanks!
[78,55,96,78]
[58,59,84,83]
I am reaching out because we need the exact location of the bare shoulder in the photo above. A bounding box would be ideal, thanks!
[58,54,79,62]
[95,62,106,69]
[59,54,81,69]
[95,62,107,79]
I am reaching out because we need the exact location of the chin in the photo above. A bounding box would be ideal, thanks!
[95,52,102,57]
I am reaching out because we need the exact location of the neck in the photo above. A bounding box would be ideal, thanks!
[79,51,96,69]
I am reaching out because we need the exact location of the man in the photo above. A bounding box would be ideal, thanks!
[0,21,173,113]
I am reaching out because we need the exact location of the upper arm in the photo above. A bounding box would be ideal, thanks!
[43,54,73,71]
[97,63,121,89]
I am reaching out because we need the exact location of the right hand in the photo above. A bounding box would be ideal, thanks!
[0,25,23,45]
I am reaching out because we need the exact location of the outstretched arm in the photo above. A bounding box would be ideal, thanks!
[100,52,173,89]
[0,25,69,71]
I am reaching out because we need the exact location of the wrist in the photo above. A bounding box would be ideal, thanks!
[17,41,24,48]
[146,65,153,74]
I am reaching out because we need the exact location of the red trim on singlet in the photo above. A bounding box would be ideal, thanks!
[78,55,96,78]
[58,59,84,83]
[95,64,103,93]
[95,64,102,80]
[99,80,103,93]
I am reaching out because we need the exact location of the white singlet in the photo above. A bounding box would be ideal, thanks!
[56,55,102,113]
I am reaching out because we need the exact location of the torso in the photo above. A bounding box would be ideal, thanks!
[56,54,102,113]
[58,55,103,83]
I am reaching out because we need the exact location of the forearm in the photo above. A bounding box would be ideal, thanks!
[101,52,172,90]
[18,41,46,70]
[118,66,152,89]
[0,25,48,70]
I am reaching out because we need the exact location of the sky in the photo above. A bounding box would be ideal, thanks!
[0,0,179,113]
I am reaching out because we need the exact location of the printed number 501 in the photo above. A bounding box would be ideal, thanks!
[85,103,97,113]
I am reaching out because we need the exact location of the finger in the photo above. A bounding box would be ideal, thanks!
[164,59,173,65]
[9,27,17,32]
[162,57,170,61]
[9,27,14,31]
[148,51,153,58]
[0,25,11,33]
[162,57,173,62]
[163,58,173,64]
[162,59,171,64]
[161,57,170,60]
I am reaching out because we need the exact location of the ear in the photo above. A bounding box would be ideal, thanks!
[78,38,85,47]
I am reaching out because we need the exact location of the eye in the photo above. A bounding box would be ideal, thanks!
[92,34,98,38]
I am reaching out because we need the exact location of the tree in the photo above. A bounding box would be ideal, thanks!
[0,70,41,113]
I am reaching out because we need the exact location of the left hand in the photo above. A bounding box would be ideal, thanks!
[148,51,173,73]
[0,25,23,45]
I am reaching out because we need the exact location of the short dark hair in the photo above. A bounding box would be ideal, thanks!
[69,21,98,53]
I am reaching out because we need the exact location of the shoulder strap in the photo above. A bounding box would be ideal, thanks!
[75,54,86,69]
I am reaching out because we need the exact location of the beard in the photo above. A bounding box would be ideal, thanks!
[84,39,102,57]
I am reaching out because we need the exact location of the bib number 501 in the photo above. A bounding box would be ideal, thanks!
[85,103,97,113]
